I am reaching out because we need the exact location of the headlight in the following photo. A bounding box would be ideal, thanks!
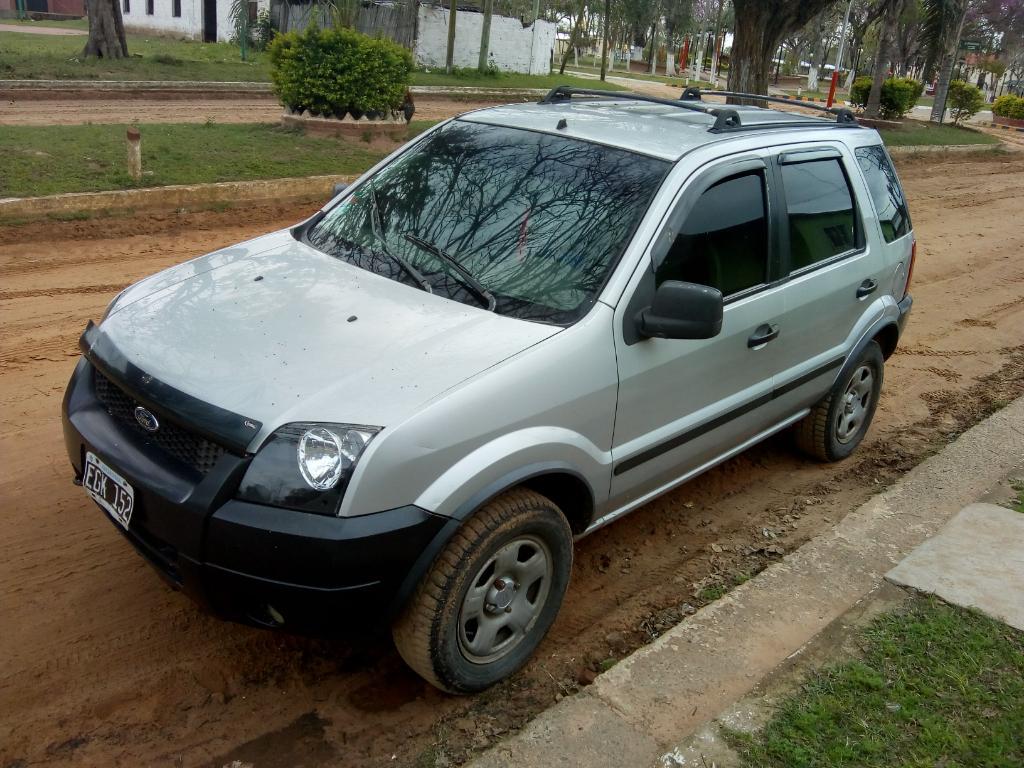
[236,422,380,515]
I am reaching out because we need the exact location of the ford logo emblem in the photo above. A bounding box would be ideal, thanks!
[134,406,160,433]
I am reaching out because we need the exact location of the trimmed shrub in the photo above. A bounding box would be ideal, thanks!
[946,80,984,125]
[993,94,1024,120]
[269,27,412,118]
[849,76,923,120]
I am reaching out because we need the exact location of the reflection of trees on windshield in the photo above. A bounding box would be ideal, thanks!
[308,121,669,323]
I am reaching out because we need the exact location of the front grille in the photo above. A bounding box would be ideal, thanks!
[93,368,227,475]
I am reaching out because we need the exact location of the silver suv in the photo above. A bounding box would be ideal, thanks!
[63,87,915,693]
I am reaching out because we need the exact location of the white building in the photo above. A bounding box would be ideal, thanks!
[120,0,269,43]
[119,0,557,75]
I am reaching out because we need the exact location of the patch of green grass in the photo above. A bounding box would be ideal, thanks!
[1009,481,1024,513]
[411,69,624,91]
[598,657,618,672]
[565,64,714,89]
[917,95,935,107]
[732,598,1024,768]
[0,121,436,197]
[698,584,728,602]
[878,120,1000,146]
[0,28,271,81]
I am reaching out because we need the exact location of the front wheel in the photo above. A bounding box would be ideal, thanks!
[796,341,884,462]
[392,488,573,693]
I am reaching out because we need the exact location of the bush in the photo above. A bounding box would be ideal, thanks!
[946,80,984,125]
[849,76,923,120]
[992,94,1024,120]
[269,26,412,118]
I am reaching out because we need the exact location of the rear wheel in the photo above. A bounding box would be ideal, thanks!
[796,341,884,462]
[392,488,572,693]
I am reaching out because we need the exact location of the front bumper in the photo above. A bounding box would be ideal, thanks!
[62,356,446,632]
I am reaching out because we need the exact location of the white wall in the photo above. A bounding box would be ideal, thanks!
[122,0,268,44]
[414,5,556,75]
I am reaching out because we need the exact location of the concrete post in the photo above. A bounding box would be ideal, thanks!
[478,0,494,72]
[445,0,457,74]
[126,127,142,183]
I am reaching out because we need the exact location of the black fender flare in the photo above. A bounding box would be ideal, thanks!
[386,461,595,619]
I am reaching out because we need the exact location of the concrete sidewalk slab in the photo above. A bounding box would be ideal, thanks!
[469,397,1024,768]
[887,502,1024,630]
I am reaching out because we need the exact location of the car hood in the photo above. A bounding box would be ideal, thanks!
[99,230,560,446]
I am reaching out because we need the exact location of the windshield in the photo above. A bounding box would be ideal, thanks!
[306,120,669,323]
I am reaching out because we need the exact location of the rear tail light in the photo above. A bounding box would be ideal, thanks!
[903,238,916,299]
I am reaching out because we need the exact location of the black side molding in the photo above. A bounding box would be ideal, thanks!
[613,356,844,476]
[79,321,263,455]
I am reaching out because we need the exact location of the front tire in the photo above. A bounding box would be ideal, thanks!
[796,341,884,462]
[392,488,573,694]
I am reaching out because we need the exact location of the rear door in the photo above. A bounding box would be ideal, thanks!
[608,157,790,514]
[769,145,888,414]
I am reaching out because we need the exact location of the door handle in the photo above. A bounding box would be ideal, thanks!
[856,279,878,299]
[747,323,780,348]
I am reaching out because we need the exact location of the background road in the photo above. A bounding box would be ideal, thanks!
[1,152,1023,767]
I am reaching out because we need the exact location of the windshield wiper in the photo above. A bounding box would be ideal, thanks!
[403,233,496,311]
[367,189,433,295]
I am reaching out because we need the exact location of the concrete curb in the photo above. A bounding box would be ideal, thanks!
[887,142,1006,154]
[0,173,356,221]
[0,80,548,102]
[469,396,1024,768]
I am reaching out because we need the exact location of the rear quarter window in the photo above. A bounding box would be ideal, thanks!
[855,145,911,243]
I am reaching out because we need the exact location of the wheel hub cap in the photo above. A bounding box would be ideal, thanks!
[836,364,874,444]
[457,536,554,665]
[486,579,516,613]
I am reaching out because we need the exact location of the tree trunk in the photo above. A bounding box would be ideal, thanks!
[599,0,610,81]
[648,20,658,74]
[709,0,725,84]
[445,0,457,74]
[477,0,494,72]
[929,2,968,123]
[866,0,904,118]
[559,0,586,75]
[728,0,835,95]
[83,0,128,59]
[806,11,827,92]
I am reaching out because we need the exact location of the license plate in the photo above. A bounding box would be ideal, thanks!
[83,451,135,530]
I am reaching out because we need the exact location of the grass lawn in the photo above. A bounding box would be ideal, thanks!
[0,121,435,197]
[731,597,1024,768]
[878,120,1000,146]
[917,95,935,107]
[412,69,623,91]
[1011,480,1024,514]
[0,27,272,81]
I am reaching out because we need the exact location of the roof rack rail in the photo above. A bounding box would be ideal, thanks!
[540,85,744,133]
[686,88,858,126]
[537,85,857,134]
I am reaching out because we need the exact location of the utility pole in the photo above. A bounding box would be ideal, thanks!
[827,0,854,107]
[445,0,457,75]
[478,0,494,72]
[600,0,610,81]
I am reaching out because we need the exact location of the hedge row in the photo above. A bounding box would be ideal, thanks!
[848,76,923,120]
[992,94,1024,120]
[269,27,412,118]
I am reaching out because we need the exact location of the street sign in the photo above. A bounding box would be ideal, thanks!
[959,40,983,52]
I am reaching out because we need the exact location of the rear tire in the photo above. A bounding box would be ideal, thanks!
[796,341,884,462]
[392,488,572,693]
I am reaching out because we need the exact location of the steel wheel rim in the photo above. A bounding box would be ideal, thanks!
[836,364,874,444]
[457,535,553,665]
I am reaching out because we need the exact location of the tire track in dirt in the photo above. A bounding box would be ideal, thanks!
[1,153,1024,768]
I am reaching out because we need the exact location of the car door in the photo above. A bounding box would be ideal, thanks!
[607,156,792,515]
[768,145,889,415]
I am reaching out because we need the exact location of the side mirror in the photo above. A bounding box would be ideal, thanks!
[331,182,348,200]
[636,280,723,340]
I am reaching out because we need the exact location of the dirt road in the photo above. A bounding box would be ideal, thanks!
[2,152,1023,767]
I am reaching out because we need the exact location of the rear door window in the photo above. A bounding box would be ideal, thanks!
[780,158,858,272]
[855,145,911,243]
[655,171,770,298]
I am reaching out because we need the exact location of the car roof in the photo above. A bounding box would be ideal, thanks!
[458,98,854,162]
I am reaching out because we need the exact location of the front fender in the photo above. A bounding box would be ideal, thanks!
[414,427,610,520]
